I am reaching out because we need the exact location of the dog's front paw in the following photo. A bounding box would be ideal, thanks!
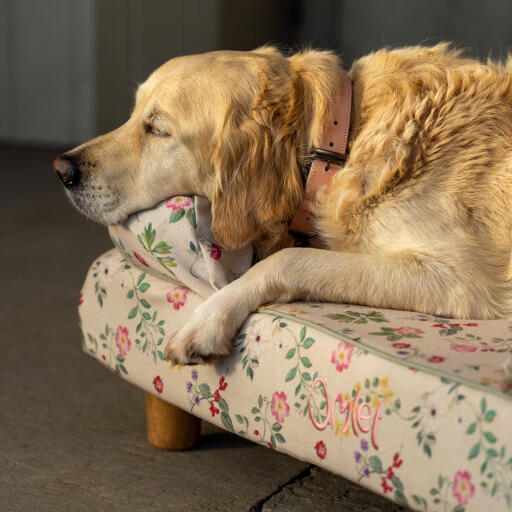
[163,304,236,365]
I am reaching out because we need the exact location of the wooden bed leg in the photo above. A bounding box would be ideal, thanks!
[145,392,201,450]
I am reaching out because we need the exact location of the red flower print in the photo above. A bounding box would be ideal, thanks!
[386,467,394,480]
[78,293,83,306]
[267,442,274,449]
[449,323,460,327]
[464,323,478,327]
[133,251,149,267]
[433,324,446,328]
[209,243,221,260]
[315,441,327,460]
[214,390,221,402]
[253,430,259,436]
[101,355,106,361]
[219,376,228,391]
[428,356,445,363]
[381,478,393,494]
[392,452,403,468]
[391,342,411,349]
[153,376,163,394]
[209,401,220,417]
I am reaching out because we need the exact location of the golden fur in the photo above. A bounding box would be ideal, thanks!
[57,43,512,363]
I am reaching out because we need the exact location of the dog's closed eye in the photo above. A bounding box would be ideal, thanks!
[144,109,171,137]
[144,121,171,137]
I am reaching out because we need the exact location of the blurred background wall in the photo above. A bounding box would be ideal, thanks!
[2,0,512,148]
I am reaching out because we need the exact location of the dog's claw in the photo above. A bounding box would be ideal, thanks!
[164,329,220,366]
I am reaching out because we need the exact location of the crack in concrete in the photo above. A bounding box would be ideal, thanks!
[248,465,313,512]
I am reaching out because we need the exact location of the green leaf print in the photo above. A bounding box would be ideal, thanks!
[169,209,185,223]
[123,268,167,363]
[326,310,389,324]
[137,223,178,277]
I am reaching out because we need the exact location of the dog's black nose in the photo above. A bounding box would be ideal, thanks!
[54,156,81,189]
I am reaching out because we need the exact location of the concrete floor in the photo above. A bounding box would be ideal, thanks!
[0,146,407,511]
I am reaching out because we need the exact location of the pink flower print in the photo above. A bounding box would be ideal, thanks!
[452,470,475,506]
[115,326,131,357]
[209,243,221,260]
[452,344,478,353]
[133,251,149,267]
[165,196,192,210]
[394,326,422,335]
[153,376,163,394]
[315,441,327,459]
[166,286,190,310]
[331,341,354,372]
[270,391,290,424]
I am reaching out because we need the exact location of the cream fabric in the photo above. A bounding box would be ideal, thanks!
[108,195,253,299]
[79,197,512,511]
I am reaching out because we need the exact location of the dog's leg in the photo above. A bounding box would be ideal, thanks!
[164,247,501,364]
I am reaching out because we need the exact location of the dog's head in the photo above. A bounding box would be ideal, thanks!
[54,47,341,250]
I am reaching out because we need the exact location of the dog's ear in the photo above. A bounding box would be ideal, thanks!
[211,58,303,250]
[287,49,344,147]
[210,48,343,250]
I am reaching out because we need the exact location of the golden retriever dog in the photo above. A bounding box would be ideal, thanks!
[54,43,512,364]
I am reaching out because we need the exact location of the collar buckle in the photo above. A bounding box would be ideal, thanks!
[308,147,347,166]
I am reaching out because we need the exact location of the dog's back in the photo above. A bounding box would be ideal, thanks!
[316,44,512,317]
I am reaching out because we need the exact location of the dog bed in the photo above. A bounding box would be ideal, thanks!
[79,196,512,511]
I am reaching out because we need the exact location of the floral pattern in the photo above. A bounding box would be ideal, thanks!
[315,440,327,459]
[270,391,290,424]
[108,196,252,298]
[166,286,190,310]
[153,375,163,393]
[453,470,475,506]
[209,243,221,260]
[79,196,512,512]
[115,326,131,357]
[166,196,192,211]
[331,341,354,372]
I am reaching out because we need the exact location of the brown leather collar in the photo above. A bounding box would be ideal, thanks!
[290,76,352,235]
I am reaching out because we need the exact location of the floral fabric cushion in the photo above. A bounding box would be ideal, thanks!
[107,195,253,299]
[79,197,512,512]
